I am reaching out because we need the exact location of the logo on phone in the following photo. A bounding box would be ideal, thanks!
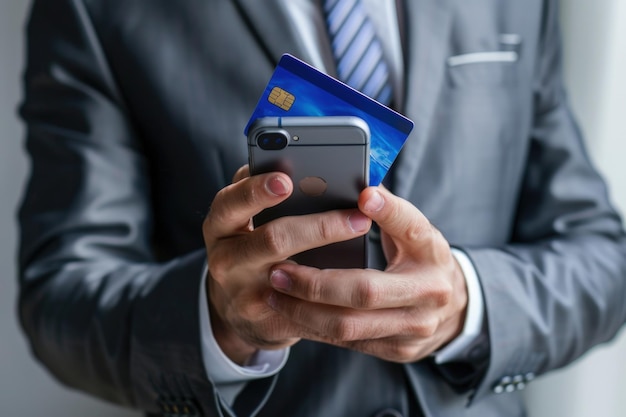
[299,176,327,197]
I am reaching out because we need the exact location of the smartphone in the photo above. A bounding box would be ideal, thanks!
[247,116,370,269]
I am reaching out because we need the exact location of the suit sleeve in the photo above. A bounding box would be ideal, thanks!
[17,0,274,415]
[462,0,626,404]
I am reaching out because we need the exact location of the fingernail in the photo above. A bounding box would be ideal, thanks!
[270,270,292,291]
[364,191,384,212]
[267,176,289,196]
[348,212,370,232]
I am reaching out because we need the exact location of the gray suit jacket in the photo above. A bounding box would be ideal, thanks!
[17,0,626,416]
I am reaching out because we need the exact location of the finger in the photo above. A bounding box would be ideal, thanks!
[204,172,293,239]
[358,187,434,249]
[246,209,371,264]
[232,164,250,183]
[269,264,436,309]
[268,290,445,343]
[338,312,464,362]
[338,336,431,363]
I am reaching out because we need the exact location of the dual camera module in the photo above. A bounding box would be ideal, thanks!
[256,130,291,150]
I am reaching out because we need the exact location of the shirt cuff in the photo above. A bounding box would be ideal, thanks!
[198,264,289,403]
[433,248,485,364]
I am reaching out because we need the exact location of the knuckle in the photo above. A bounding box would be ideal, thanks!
[316,215,336,241]
[307,277,325,303]
[411,318,438,339]
[329,318,359,341]
[212,186,228,204]
[209,189,239,225]
[391,346,412,362]
[429,281,453,308]
[232,165,249,183]
[259,226,288,256]
[403,220,438,246]
[237,305,259,323]
[203,208,220,235]
[387,341,419,363]
[207,250,232,281]
[352,279,381,309]
[202,213,212,233]
[237,297,272,324]
[239,301,267,324]
[403,222,426,244]
[289,303,310,327]
[436,284,453,308]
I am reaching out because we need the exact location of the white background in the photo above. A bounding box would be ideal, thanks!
[1,1,624,415]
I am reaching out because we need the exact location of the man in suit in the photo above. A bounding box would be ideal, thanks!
[17,0,626,416]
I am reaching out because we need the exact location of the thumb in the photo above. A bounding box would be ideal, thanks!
[359,187,434,249]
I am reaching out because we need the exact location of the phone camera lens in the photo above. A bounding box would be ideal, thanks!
[257,131,289,150]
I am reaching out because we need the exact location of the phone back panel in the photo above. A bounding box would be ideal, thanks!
[248,117,370,268]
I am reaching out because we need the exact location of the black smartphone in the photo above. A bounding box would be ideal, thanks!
[247,116,370,268]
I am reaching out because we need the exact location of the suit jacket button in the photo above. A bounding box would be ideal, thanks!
[158,399,172,414]
[493,384,505,394]
[374,408,404,417]
[183,399,199,416]
[493,375,514,393]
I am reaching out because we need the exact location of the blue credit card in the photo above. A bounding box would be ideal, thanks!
[245,54,414,186]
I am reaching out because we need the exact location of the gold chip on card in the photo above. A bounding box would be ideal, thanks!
[268,86,295,111]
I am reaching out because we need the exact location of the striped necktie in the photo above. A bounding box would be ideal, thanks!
[324,0,393,106]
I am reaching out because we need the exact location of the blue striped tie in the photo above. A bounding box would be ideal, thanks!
[324,0,393,106]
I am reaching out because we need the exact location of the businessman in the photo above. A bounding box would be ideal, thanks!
[17,0,626,416]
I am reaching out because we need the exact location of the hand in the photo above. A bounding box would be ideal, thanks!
[267,186,468,363]
[202,166,372,364]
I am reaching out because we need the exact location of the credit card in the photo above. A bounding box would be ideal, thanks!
[245,54,414,186]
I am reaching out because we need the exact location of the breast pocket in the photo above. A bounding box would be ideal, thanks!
[446,31,523,88]
[446,51,519,87]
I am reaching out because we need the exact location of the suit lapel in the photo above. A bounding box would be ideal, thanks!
[232,0,334,73]
[393,0,457,199]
